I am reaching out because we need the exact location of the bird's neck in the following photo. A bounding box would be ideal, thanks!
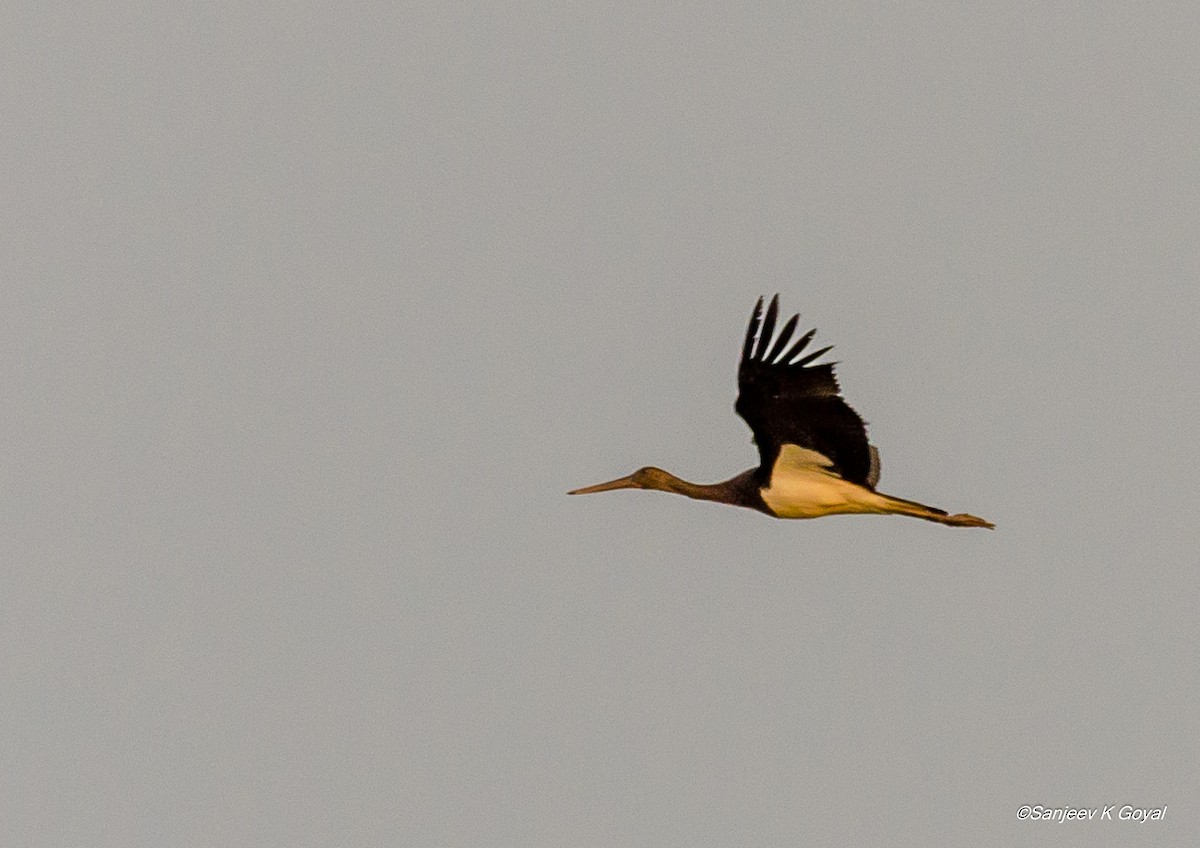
[654,473,727,501]
[651,469,762,509]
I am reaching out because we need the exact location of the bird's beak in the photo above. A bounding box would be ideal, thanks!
[567,474,639,495]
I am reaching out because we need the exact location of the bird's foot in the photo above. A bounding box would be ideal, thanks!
[944,512,995,529]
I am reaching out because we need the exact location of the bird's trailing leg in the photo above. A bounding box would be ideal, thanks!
[877,492,995,529]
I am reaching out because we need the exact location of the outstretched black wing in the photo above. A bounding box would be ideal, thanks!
[735,295,877,488]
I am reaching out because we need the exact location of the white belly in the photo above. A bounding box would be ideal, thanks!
[759,445,887,519]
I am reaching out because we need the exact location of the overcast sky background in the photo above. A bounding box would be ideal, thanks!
[3,2,1199,846]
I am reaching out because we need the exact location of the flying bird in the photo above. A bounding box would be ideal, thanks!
[569,295,993,528]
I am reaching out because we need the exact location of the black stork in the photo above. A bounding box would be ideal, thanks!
[569,295,993,528]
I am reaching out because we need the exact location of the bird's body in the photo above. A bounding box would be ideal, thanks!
[569,296,993,529]
[759,445,887,519]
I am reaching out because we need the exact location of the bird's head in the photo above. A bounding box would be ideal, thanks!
[568,466,672,495]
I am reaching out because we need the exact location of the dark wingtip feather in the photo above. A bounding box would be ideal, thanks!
[794,344,834,367]
[780,327,816,364]
[764,315,799,364]
[741,296,764,364]
[758,295,780,361]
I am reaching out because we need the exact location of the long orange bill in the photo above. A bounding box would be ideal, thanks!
[567,474,639,495]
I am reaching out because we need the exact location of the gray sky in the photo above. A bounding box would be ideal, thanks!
[4,2,1199,845]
